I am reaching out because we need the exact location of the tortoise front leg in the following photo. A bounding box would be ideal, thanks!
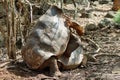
[49,57,62,77]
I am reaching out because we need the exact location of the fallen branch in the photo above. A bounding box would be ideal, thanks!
[0,61,10,68]
[81,36,101,54]
[40,77,58,80]
[86,38,101,53]
[94,53,120,58]
[0,55,22,69]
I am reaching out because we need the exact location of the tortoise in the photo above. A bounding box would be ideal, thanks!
[21,5,94,77]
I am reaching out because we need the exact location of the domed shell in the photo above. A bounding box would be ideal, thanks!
[21,6,70,69]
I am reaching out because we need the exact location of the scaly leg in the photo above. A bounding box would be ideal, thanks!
[49,57,62,77]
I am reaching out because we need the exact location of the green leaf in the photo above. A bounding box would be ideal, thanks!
[113,10,120,24]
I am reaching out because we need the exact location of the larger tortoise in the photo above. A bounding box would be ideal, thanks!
[21,5,87,77]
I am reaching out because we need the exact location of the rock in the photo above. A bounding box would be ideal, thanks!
[98,18,113,28]
[112,62,120,74]
[92,1,99,6]
[85,23,98,31]
[80,12,89,18]
[114,23,120,29]
[80,11,92,18]
[105,11,115,18]
[99,0,109,4]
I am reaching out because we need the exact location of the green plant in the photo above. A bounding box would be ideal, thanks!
[113,10,120,24]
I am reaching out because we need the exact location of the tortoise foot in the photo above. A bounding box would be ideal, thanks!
[50,70,62,77]
[49,57,62,77]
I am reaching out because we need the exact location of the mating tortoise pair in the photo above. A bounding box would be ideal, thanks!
[21,5,96,77]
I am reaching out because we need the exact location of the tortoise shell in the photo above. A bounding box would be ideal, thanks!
[22,6,70,69]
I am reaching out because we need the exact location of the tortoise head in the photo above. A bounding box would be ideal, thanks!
[65,18,85,36]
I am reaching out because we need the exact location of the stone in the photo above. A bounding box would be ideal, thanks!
[105,11,115,18]
[98,18,113,28]
[99,0,109,4]
[85,23,98,31]
[92,1,99,6]
[80,11,92,18]
[114,23,120,29]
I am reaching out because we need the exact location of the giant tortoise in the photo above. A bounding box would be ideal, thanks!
[21,5,89,77]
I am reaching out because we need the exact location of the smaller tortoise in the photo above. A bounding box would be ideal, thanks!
[58,33,84,70]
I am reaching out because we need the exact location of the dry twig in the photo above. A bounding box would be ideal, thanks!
[81,36,101,54]
[25,0,33,23]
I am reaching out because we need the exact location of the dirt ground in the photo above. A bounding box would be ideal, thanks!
[0,1,120,80]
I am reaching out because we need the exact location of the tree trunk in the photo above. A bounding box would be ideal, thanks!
[4,0,16,59]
